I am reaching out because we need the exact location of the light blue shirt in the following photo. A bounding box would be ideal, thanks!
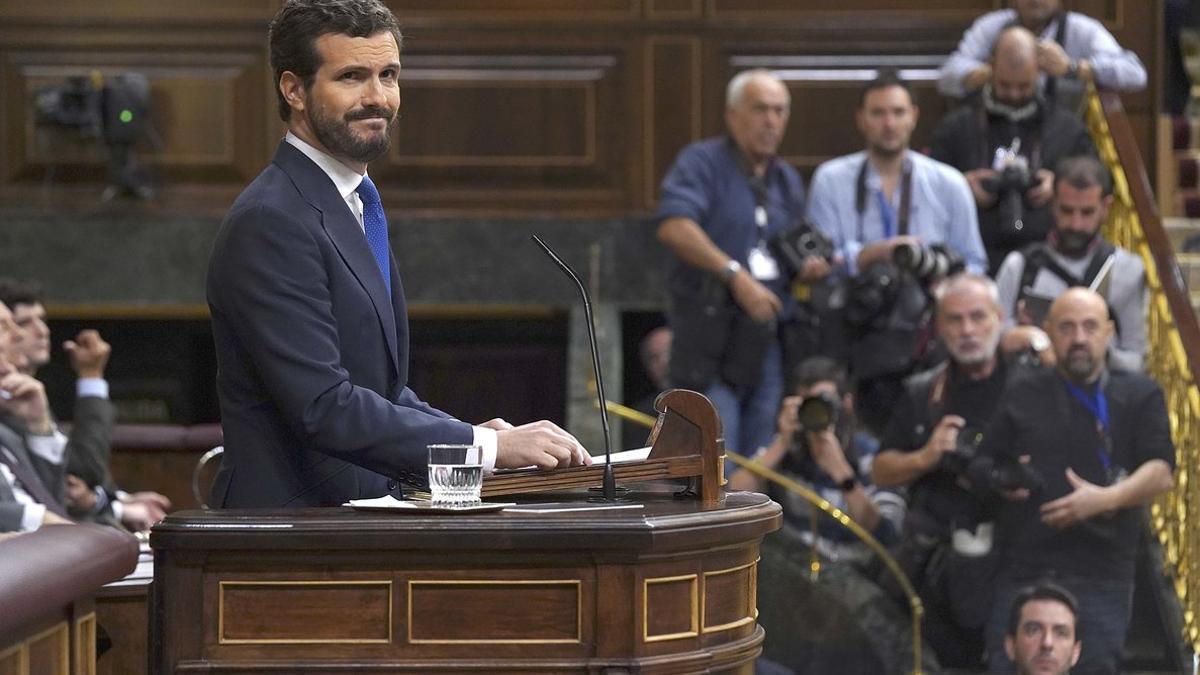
[938,10,1147,98]
[805,150,986,276]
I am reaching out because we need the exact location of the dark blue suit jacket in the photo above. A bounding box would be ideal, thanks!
[206,141,473,508]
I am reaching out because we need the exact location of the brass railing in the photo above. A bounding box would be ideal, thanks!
[1085,85,1200,651]
[608,399,925,674]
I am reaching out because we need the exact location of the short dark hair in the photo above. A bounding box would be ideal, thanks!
[269,0,403,121]
[1006,582,1080,638]
[1054,155,1113,196]
[0,278,44,309]
[859,68,915,107]
[792,356,848,396]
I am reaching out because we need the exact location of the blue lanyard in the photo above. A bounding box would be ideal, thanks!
[875,189,896,240]
[1063,380,1112,473]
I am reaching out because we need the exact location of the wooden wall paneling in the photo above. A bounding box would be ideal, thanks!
[645,0,702,20]
[720,52,954,178]
[382,46,633,211]
[707,0,999,21]
[2,0,280,23]
[387,1,639,21]
[3,50,268,185]
[644,36,701,208]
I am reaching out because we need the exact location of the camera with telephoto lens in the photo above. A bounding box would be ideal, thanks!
[770,219,835,279]
[796,391,840,433]
[892,242,965,283]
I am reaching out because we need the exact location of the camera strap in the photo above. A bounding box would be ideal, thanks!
[854,156,913,241]
[1062,375,1114,477]
[735,140,782,281]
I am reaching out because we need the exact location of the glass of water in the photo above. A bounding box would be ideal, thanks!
[427,444,484,506]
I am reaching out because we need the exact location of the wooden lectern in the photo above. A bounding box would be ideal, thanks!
[150,390,782,673]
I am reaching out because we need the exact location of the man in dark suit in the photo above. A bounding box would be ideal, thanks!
[0,301,72,532]
[207,0,588,509]
[0,278,170,530]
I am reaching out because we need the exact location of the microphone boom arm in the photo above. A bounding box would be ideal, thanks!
[531,234,619,501]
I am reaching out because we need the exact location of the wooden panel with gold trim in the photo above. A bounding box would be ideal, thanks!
[74,613,96,675]
[643,574,699,642]
[26,623,69,675]
[407,579,582,644]
[702,559,758,633]
[217,580,393,645]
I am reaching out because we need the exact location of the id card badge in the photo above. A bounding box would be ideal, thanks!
[747,244,780,281]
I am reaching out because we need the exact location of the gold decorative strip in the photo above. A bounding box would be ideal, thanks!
[407,579,582,645]
[701,559,758,633]
[0,643,28,672]
[217,580,393,645]
[643,573,699,642]
[75,612,97,675]
[1084,85,1199,651]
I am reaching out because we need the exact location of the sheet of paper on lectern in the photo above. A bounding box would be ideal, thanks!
[591,447,651,465]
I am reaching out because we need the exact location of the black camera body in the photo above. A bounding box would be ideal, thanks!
[796,391,840,433]
[938,425,983,478]
[770,219,835,279]
[34,72,154,199]
[980,163,1038,198]
[892,242,965,283]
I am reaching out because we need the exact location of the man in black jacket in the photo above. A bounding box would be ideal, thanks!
[931,26,1095,275]
[976,288,1173,673]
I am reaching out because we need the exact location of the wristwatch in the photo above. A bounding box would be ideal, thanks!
[719,259,742,285]
[836,476,858,492]
[1028,329,1051,354]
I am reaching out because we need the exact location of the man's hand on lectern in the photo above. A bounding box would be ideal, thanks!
[495,420,592,470]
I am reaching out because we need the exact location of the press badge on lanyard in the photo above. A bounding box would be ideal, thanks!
[748,205,780,281]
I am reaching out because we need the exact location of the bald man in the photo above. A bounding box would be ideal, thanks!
[975,288,1173,672]
[932,26,1095,275]
[938,0,1147,103]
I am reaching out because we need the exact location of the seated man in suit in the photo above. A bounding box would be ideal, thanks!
[0,300,72,532]
[0,278,170,531]
[206,0,589,508]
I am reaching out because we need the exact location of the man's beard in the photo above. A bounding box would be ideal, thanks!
[982,84,1040,123]
[1054,228,1098,257]
[947,325,1002,368]
[1064,344,1098,381]
[309,101,397,164]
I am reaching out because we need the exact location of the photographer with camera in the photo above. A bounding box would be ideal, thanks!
[656,70,813,460]
[995,155,1146,373]
[973,288,1174,673]
[728,356,904,560]
[932,26,1095,276]
[871,273,1034,669]
[807,70,986,436]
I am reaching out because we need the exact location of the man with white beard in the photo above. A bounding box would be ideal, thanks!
[871,273,1032,669]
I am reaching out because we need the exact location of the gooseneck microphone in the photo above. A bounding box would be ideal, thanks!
[531,234,621,501]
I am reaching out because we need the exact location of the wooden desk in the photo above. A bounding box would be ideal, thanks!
[150,488,781,673]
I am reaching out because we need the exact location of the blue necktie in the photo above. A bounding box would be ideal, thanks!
[355,175,392,297]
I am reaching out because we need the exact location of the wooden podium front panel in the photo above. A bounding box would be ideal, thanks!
[152,489,781,673]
